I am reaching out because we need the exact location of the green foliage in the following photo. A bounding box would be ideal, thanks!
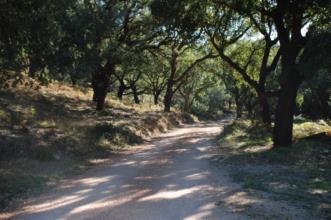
[0,173,47,209]
[298,28,331,119]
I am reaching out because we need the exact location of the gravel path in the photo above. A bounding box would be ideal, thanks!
[3,120,312,220]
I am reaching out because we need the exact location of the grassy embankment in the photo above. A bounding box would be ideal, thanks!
[0,81,196,210]
[218,118,331,218]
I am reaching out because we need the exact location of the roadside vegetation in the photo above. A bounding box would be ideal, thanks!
[0,80,196,210]
[217,119,331,218]
[1,0,331,216]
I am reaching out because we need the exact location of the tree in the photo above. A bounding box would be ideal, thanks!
[142,53,168,105]
[205,3,280,125]
[163,46,217,112]
[150,0,218,112]
[299,27,331,119]
[178,61,217,113]
[264,0,328,146]
[214,0,329,146]
[88,0,157,110]
[0,0,76,77]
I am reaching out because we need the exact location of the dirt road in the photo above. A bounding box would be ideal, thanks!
[4,120,312,220]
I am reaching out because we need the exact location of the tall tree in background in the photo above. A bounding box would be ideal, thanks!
[205,5,280,125]
[150,0,218,112]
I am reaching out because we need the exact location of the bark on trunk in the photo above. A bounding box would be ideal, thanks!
[71,76,77,86]
[273,62,302,146]
[131,85,140,104]
[92,87,97,102]
[96,83,108,111]
[164,47,178,112]
[154,92,160,105]
[258,93,271,124]
[273,85,299,146]
[117,83,126,101]
[92,63,113,111]
[164,84,173,112]
[236,106,242,118]
[235,96,242,119]
[183,93,190,113]
[246,104,253,117]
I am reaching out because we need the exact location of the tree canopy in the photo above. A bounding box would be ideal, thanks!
[0,0,330,147]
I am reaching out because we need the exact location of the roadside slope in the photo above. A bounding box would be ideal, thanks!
[0,83,195,210]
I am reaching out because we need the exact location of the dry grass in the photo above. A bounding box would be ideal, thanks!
[0,82,197,210]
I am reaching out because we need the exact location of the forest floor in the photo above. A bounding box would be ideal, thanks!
[0,83,195,211]
[217,119,331,219]
[1,119,319,220]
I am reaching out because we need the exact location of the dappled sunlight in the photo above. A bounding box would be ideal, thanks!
[138,185,211,201]
[139,158,171,166]
[24,195,86,214]
[185,172,211,181]
[63,189,151,218]
[2,120,311,220]
[77,176,116,187]
[183,203,215,220]
[224,191,262,209]
[242,144,272,153]
[111,161,137,167]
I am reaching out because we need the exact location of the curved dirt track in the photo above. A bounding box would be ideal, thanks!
[3,120,313,220]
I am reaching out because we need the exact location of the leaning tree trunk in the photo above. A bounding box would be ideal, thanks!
[273,62,302,146]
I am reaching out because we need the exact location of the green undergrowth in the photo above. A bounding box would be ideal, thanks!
[0,159,88,210]
[218,119,331,218]
[0,84,197,210]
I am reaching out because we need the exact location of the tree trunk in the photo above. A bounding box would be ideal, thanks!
[92,63,113,111]
[117,83,126,101]
[91,74,97,102]
[316,89,330,119]
[96,83,108,111]
[164,85,173,112]
[234,96,242,119]
[273,63,301,146]
[154,91,160,105]
[131,85,140,104]
[183,93,190,112]
[246,103,253,117]
[258,93,271,124]
[71,76,77,86]
[164,92,173,112]
[92,87,97,102]
[236,106,242,118]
